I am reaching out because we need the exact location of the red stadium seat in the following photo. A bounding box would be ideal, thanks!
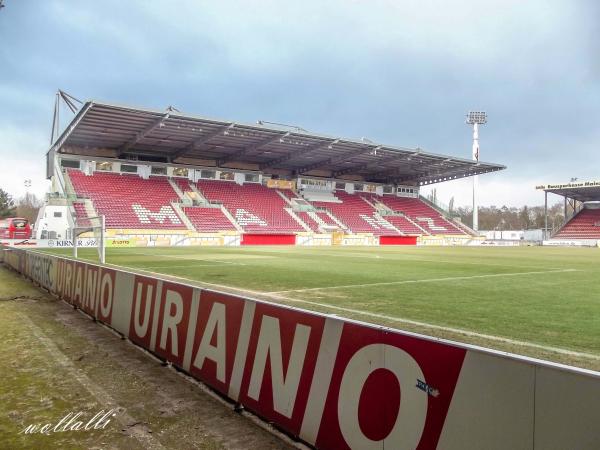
[375,194,467,235]
[67,169,466,237]
[196,180,304,234]
[72,202,92,227]
[182,207,237,232]
[311,190,400,235]
[68,170,186,229]
[554,208,600,239]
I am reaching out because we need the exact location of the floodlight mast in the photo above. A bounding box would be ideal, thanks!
[466,111,487,232]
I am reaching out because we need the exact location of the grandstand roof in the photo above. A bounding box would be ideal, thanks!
[51,101,505,185]
[536,180,600,202]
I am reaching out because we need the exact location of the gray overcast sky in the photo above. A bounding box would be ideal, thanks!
[1,0,598,207]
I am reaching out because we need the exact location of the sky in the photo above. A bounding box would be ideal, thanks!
[1,0,598,207]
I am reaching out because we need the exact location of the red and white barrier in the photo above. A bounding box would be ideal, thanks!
[4,248,600,449]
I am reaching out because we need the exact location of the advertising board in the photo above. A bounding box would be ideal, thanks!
[3,248,600,449]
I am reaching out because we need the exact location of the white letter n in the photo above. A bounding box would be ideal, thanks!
[248,315,310,418]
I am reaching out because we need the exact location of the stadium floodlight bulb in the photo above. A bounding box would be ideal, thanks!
[466,111,487,125]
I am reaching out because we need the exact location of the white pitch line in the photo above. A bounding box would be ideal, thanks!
[269,269,579,294]
[142,263,242,269]
[127,251,247,266]
[253,292,600,361]
[264,248,566,270]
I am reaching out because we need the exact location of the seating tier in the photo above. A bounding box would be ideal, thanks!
[182,207,236,232]
[312,190,399,235]
[68,170,186,229]
[377,195,466,235]
[196,180,303,234]
[554,209,600,239]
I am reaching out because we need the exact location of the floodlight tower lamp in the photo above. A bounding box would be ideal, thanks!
[466,111,487,232]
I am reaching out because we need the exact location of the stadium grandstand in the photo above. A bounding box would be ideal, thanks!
[537,180,600,243]
[38,99,505,246]
[5,99,600,450]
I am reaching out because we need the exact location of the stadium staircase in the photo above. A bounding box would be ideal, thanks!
[450,218,477,236]
[218,206,244,232]
[376,195,467,235]
[295,212,319,232]
[310,190,401,235]
[82,199,97,218]
[173,178,244,232]
[275,189,298,205]
[552,207,600,239]
[181,205,240,232]
[170,203,196,231]
[360,193,425,235]
[319,210,347,230]
[294,210,343,233]
[62,169,77,198]
[66,166,99,227]
[358,193,406,235]
[285,208,312,232]
[275,189,325,232]
[169,179,187,203]
[386,214,427,235]
[196,180,304,234]
[71,201,92,227]
[418,195,476,236]
[172,178,210,206]
[550,203,585,238]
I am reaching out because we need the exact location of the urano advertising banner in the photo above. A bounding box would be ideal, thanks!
[3,248,600,450]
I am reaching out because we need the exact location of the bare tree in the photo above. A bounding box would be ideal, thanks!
[454,203,565,230]
[15,193,43,223]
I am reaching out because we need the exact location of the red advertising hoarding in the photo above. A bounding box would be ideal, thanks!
[4,248,600,450]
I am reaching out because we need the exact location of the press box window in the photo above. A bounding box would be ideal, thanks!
[121,164,138,173]
[173,167,188,177]
[151,166,167,175]
[60,159,80,169]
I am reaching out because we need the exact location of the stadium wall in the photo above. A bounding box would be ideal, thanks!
[3,248,600,449]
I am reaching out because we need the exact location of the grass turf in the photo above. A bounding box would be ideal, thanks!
[44,245,600,370]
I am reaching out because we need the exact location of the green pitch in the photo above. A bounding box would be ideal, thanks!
[45,245,600,370]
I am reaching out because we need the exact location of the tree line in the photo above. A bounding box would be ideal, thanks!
[426,189,566,231]
[0,188,43,223]
[451,204,565,231]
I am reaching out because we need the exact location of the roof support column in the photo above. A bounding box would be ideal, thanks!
[544,191,548,240]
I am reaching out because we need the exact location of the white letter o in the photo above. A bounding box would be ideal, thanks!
[100,273,113,317]
[338,344,427,450]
